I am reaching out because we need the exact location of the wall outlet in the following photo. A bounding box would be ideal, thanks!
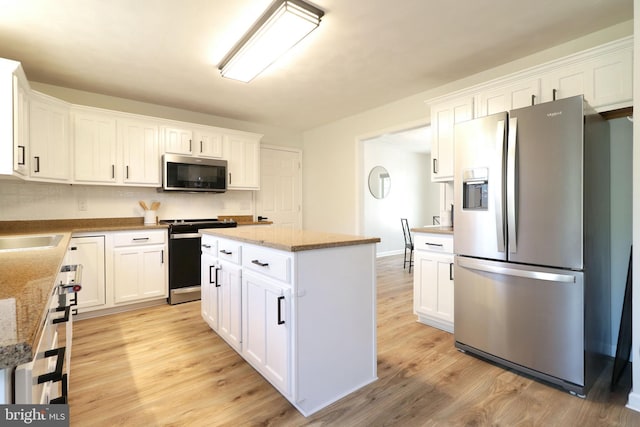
[78,198,88,211]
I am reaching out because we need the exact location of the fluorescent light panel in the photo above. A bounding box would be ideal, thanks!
[219,0,324,82]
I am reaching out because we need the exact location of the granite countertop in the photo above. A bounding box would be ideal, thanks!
[0,217,168,369]
[201,226,381,252]
[411,226,454,235]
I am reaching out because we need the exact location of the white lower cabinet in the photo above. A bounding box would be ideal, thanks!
[113,230,167,304]
[201,251,219,330]
[413,232,454,333]
[67,235,106,312]
[242,271,291,396]
[217,260,242,352]
[200,232,377,417]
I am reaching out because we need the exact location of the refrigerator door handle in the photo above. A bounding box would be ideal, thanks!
[457,257,576,283]
[507,117,518,254]
[495,120,506,253]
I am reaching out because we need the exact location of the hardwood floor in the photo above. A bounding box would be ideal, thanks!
[69,255,640,426]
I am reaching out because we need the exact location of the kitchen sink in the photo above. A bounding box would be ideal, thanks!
[0,234,64,252]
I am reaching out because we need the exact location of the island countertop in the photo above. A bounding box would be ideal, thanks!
[200,226,381,252]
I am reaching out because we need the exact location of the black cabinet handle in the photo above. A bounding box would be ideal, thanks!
[251,259,269,267]
[112,164,115,179]
[50,374,68,404]
[18,145,25,165]
[37,347,65,384]
[449,263,454,281]
[200,140,203,153]
[52,306,71,324]
[202,244,211,249]
[189,139,192,152]
[277,296,285,325]
[552,88,557,101]
[126,165,129,179]
[209,265,221,287]
[432,158,438,174]
[531,94,536,105]
[219,249,232,255]
[425,242,443,247]
[70,246,77,251]
[133,237,149,241]
[34,156,40,173]
[228,172,232,185]
[161,250,164,264]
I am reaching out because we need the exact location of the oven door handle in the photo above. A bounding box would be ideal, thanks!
[170,233,201,239]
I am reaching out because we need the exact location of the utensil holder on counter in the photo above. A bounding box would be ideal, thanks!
[144,210,157,225]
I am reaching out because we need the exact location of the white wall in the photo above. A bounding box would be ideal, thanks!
[302,21,633,234]
[362,142,437,255]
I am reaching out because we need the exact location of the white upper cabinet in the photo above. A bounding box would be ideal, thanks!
[430,97,473,182]
[540,46,633,109]
[119,118,160,185]
[194,127,223,158]
[12,72,29,177]
[73,109,118,183]
[162,125,193,155]
[476,78,541,117]
[223,133,261,190]
[29,91,70,182]
[0,58,30,177]
[426,37,632,183]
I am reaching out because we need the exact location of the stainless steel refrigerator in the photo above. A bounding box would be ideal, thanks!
[453,95,610,396]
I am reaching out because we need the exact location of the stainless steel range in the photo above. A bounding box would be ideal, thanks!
[160,219,237,304]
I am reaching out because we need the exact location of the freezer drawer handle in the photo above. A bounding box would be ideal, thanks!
[37,347,66,384]
[457,257,576,283]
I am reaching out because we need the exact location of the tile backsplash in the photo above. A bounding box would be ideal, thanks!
[0,180,253,221]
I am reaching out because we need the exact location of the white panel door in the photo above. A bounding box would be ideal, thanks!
[256,147,302,229]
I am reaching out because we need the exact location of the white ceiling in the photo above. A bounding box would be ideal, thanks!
[0,0,632,132]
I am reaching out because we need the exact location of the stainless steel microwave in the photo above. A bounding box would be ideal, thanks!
[161,154,227,192]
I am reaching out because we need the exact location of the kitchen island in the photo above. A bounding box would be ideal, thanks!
[199,226,380,416]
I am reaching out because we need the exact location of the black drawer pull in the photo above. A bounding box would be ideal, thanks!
[37,347,65,384]
[277,296,285,325]
[449,263,454,281]
[425,242,443,247]
[17,145,25,165]
[133,237,150,241]
[219,249,232,255]
[251,259,269,267]
[50,374,68,404]
[52,306,71,324]
[202,244,212,249]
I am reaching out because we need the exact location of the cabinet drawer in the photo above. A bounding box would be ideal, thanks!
[201,235,217,256]
[113,230,166,247]
[243,244,292,283]
[217,237,242,264]
[414,233,453,254]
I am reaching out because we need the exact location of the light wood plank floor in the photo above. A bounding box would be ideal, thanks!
[70,255,640,426]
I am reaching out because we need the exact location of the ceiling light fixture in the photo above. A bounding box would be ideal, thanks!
[218,0,324,83]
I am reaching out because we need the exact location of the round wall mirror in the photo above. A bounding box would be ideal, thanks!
[368,166,391,199]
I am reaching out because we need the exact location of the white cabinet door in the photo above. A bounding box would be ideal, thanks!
[242,272,291,396]
[223,133,261,189]
[119,118,160,185]
[217,260,242,351]
[68,235,106,312]
[29,93,70,181]
[430,97,473,182]
[162,126,193,155]
[73,111,117,183]
[113,244,167,304]
[477,79,540,116]
[201,252,219,330]
[194,128,223,158]
[414,247,454,332]
[542,48,633,110]
[12,73,29,176]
